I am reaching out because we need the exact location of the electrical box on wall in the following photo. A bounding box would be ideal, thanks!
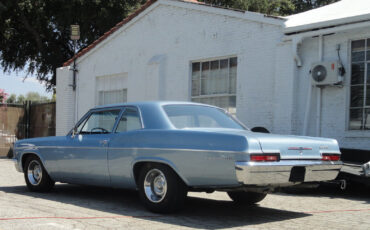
[311,61,343,86]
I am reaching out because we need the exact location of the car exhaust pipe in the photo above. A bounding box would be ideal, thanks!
[339,179,347,190]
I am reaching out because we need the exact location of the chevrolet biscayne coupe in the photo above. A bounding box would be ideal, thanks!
[13,102,342,213]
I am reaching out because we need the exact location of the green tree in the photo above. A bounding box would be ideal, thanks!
[22,92,50,102]
[15,92,49,103]
[200,0,295,15]
[200,0,339,15]
[0,0,146,90]
[24,92,42,101]
[292,0,339,13]
[51,93,56,102]
[0,0,341,92]
[17,94,25,103]
[6,93,16,103]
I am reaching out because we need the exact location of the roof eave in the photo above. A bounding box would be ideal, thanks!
[167,0,285,26]
[284,14,370,35]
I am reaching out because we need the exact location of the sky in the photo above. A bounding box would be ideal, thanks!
[0,69,52,98]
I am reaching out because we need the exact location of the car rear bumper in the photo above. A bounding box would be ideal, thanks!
[340,161,370,177]
[235,160,342,186]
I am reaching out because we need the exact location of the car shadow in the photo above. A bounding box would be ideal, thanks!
[0,184,310,229]
[278,183,370,204]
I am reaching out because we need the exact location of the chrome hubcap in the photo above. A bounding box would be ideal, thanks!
[27,160,43,186]
[144,169,167,203]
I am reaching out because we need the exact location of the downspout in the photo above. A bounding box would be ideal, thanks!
[291,36,318,136]
[73,40,78,124]
[302,35,323,136]
[316,35,324,137]
[291,35,312,136]
[72,40,78,124]
[292,36,303,67]
[74,76,78,124]
[303,79,312,135]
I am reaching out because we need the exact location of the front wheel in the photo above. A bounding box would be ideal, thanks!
[24,155,55,192]
[227,191,267,205]
[138,164,187,213]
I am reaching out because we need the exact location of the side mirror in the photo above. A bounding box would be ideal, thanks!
[71,127,77,138]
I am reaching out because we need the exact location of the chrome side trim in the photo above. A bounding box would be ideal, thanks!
[235,160,342,186]
[15,146,245,154]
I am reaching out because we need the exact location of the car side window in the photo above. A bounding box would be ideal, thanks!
[79,109,121,134]
[115,107,142,132]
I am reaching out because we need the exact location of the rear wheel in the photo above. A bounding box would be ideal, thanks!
[227,191,267,205]
[24,155,55,192]
[138,163,187,213]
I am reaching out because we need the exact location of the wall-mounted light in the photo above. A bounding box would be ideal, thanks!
[70,25,80,91]
[70,25,80,40]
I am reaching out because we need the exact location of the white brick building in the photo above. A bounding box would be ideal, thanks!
[57,0,370,153]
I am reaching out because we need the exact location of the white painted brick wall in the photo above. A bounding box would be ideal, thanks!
[272,42,296,134]
[56,66,76,135]
[58,3,284,133]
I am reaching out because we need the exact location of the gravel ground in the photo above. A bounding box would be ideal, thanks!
[0,158,369,230]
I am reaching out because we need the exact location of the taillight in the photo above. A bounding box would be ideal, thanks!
[322,154,340,161]
[250,154,280,162]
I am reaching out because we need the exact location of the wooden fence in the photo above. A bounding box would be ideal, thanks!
[0,102,55,157]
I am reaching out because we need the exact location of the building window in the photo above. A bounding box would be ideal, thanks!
[96,73,128,106]
[191,57,237,114]
[98,89,127,106]
[350,39,370,130]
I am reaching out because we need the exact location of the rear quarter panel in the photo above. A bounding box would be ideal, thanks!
[108,129,249,189]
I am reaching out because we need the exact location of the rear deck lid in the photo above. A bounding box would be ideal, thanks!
[251,133,339,160]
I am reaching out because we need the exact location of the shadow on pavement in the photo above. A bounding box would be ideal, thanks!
[279,183,370,204]
[0,184,309,229]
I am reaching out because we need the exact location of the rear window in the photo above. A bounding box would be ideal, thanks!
[163,105,245,130]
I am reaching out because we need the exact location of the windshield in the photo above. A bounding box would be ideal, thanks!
[163,105,245,130]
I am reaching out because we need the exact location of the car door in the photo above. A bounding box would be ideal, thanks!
[108,106,143,188]
[57,108,122,186]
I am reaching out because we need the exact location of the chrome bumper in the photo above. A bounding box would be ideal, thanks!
[341,161,370,177]
[13,158,23,172]
[235,160,342,186]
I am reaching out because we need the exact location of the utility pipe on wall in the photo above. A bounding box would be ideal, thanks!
[303,82,312,135]
[316,35,324,137]
[302,35,323,136]
[292,36,303,67]
[74,78,79,124]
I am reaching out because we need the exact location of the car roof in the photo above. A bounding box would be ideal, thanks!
[91,101,222,130]
[92,101,216,110]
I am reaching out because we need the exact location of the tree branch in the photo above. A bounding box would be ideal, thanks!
[19,12,44,55]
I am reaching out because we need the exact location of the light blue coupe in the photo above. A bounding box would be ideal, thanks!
[13,102,342,213]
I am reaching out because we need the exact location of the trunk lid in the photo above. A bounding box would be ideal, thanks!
[250,133,339,160]
[180,128,340,160]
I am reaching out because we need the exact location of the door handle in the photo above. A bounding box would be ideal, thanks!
[99,140,109,145]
